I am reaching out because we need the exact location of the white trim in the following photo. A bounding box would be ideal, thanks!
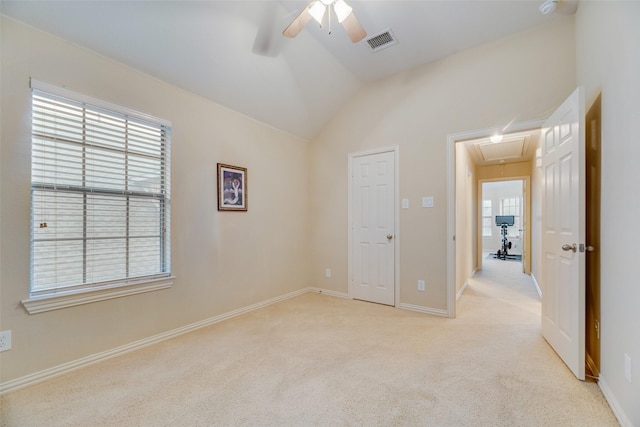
[598,376,633,427]
[447,119,545,319]
[22,276,175,314]
[30,78,172,127]
[308,287,351,299]
[456,281,468,301]
[2,287,309,395]
[399,303,449,318]
[446,133,456,318]
[531,273,542,298]
[347,146,400,307]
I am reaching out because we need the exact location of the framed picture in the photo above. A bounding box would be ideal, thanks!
[217,163,247,211]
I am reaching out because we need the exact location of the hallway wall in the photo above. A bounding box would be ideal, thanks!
[576,2,640,424]
[455,143,478,297]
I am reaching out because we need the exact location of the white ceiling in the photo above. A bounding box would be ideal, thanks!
[0,0,576,139]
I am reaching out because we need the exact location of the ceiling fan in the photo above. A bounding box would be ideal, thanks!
[282,0,367,43]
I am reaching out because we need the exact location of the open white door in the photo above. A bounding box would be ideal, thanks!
[350,150,396,306]
[541,87,586,380]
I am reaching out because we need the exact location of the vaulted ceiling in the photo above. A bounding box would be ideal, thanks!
[0,0,576,139]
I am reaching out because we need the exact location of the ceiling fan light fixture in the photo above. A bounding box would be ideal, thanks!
[334,0,353,23]
[490,134,504,143]
[283,0,366,43]
[539,0,558,15]
[309,1,326,25]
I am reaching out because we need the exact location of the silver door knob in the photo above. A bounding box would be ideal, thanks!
[562,243,577,253]
[387,234,393,240]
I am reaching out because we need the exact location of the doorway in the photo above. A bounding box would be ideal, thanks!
[585,94,601,378]
[447,90,601,381]
[481,180,525,268]
[446,122,542,317]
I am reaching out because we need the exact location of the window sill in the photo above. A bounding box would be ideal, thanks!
[21,276,175,314]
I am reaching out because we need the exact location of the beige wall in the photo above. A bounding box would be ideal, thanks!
[476,161,533,182]
[531,143,543,292]
[455,144,477,295]
[309,18,576,312]
[0,18,310,382]
[576,2,640,424]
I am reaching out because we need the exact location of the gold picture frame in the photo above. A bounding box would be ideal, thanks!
[217,163,247,211]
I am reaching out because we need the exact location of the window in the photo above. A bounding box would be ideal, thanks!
[482,200,492,237]
[500,197,520,237]
[27,81,172,309]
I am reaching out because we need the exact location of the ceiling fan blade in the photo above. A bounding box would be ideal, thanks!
[340,12,367,43]
[282,3,314,38]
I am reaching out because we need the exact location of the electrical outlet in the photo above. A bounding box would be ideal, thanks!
[325,268,331,278]
[0,330,11,352]
[624,353,632,383]
[418,280,425,291]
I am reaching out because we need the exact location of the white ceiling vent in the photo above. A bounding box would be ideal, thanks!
[366,29,398,52]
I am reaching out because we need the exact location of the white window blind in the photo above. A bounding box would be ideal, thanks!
[30,83,171,297]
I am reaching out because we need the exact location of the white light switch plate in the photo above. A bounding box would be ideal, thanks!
[422,197,434,208]
[0,330,11,352]
[402,199,409,209]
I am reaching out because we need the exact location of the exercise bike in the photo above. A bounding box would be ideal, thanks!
[495,215,515,260]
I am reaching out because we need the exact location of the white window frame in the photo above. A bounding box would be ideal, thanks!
[482,200,492,237]
[500,197,521,238]
[22,80,174,314]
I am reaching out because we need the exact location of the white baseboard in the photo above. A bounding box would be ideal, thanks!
[399,303,449,317]
[308,287,350,299]
[531,273,542,298]
[0,287,309,395]
[456,281,468,301]
[598,375,633,427]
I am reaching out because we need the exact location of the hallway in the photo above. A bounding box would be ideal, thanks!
[471,255,539,313]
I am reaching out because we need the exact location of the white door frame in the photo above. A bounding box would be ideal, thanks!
[446,120,544,318]
[348,146,400,307]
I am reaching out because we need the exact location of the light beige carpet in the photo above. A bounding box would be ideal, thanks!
[1,259,618,426]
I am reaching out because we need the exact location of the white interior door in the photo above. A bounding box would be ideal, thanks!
[350,151,395,306]
[541,87,586,380]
